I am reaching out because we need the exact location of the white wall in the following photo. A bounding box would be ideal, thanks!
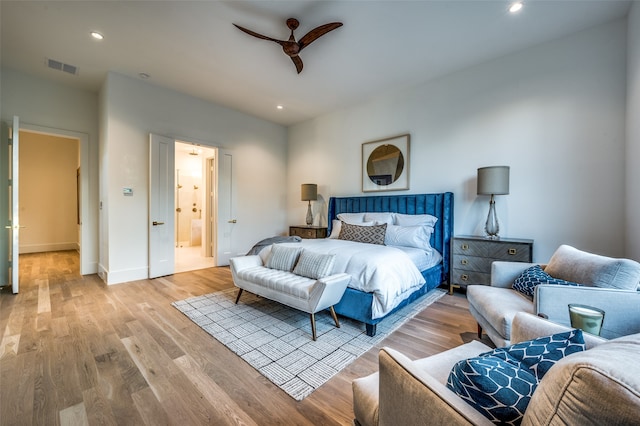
[288,19,629,262]
[99,72,287,284]
[1,68,100,271]
[627,2,640,260]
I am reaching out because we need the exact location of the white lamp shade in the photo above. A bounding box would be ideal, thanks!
[301,184,317,201]
[477,166,510,195]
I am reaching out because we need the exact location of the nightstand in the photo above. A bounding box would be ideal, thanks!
[450,235,533,294]
[289,226,328,239]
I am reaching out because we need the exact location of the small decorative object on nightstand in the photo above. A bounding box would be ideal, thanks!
[477,166,510,239]
[450,235,533,294]
[289,225,327,239]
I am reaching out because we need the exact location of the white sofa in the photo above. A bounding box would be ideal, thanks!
[467,244,640,347]
[352,312,640,426]
[229,254,351,340]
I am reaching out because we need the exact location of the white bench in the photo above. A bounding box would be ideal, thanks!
[229,254,351,340]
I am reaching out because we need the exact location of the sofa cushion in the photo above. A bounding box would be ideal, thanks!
[544,244,640,291]
[522,333,640,425]
[512,265,582,298]
[293,250,336,279]
[265,244,302,272]
[467,285,534,342]
[447,330,586,425]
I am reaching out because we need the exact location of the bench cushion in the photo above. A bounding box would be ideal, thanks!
[235,266,316,300]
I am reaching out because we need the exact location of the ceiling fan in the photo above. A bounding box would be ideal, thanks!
[233,18,343,74]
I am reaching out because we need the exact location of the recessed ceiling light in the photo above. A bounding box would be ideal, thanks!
[509,2,523,13]
[90,31,104,40]
[138,72,150,79]
[276,105,284,110]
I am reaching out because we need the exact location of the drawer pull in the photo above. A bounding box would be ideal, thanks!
[461,244,469,250]
[461,274,469,281]
[461,259,468,265]
[508,248,517,255]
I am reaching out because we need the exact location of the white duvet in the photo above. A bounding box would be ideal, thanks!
[260,239,436,319]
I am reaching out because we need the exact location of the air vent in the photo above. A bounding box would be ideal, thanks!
[46,58,78,76]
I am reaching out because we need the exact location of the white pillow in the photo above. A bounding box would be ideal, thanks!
[329,219,375,238]
[394,213,438,227]
[385,225,433,251]
[293,250,336,279]
[337,212,366,223]
[266,244,302,271]
[364,212,395,225]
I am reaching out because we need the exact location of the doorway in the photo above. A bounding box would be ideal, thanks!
[174,141,216,273]
[17,125,89,278]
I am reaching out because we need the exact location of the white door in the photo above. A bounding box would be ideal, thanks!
[2,117,20,293]
[149,134,175,278]
[216,149,236,265]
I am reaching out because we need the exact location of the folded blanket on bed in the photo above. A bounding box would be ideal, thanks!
[246,235,302,255]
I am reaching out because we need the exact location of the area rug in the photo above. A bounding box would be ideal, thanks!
[172,287,446,400]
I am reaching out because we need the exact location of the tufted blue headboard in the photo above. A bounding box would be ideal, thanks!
[327,192,454,282]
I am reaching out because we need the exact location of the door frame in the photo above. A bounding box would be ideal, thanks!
[19,123,91,275]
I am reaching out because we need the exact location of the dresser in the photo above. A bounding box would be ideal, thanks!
[289,225,328,239]
[450,235,533,294]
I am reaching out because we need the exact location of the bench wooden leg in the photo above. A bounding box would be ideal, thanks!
[329,306,340,328]
[310,313,317,341]
[477,323,483,338]
[234,289,243,304]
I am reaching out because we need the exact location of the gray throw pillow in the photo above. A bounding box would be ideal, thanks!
[338,222,387,245]
[266,245,302,271]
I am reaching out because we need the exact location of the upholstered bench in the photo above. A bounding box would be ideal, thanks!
[229,245,351,341]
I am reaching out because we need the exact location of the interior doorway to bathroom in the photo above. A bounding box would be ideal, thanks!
[174,141,217,273]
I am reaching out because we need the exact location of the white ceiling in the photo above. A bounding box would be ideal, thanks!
[1,1,632,126]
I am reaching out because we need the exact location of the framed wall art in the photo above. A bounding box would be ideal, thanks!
[362,133,410,192]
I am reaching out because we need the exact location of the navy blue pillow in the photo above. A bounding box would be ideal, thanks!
[447,330,586,425]
[512,265,582,298]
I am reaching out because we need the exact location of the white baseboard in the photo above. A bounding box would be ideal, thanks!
[19,242,78,254]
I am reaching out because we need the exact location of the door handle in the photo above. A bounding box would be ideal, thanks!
[152,221,165,226]
[228,219,237,223]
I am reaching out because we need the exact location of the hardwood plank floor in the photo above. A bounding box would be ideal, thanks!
[0,251,491,426]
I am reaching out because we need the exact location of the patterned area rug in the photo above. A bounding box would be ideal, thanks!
[172,287,446,400]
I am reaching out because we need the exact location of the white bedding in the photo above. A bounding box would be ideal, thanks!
[259,239,442,318]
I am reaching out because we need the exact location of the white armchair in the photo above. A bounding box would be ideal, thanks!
[467,244,640,346]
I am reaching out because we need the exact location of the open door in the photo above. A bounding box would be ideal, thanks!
[149,133,175,278]
[1,117,20,293]
[216,149,236,265]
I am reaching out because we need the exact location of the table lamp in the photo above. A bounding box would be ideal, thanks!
[477,166,510,239]
[301,184,317,226]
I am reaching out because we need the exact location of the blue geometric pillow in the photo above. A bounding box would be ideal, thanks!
[447,330,586,425]
[482,329,585,381]
[512,265,582,298]
[447,356,537,425]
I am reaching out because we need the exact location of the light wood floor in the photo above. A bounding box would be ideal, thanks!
[0,250,491,426]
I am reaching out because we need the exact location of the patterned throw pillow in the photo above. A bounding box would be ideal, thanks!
[293,250,336,280]
[446,330,586,425]
[265,244,302,271]
[512,265,582,298]
[338,222,387,245]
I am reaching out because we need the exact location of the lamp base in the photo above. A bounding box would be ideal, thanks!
[306,201,313,226]
[484,195,500,239]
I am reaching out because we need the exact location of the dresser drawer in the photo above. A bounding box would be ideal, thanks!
[451,254,496,273]
[452,239,531,262]
[451,269,491,286]
[289,226,327,239]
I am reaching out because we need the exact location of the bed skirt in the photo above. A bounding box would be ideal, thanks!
[333,264,443,336]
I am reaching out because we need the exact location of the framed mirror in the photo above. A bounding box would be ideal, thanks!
[362,134,409,192]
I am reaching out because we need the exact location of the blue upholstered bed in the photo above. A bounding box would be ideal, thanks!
[328,192,454,336]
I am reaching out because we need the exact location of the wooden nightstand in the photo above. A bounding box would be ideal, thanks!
[450,235,533,294]
[289,226,328,239]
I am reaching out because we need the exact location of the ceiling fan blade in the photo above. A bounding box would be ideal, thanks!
[233,24,284,46]
[291,56,303,74]
[298,22,343,50]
